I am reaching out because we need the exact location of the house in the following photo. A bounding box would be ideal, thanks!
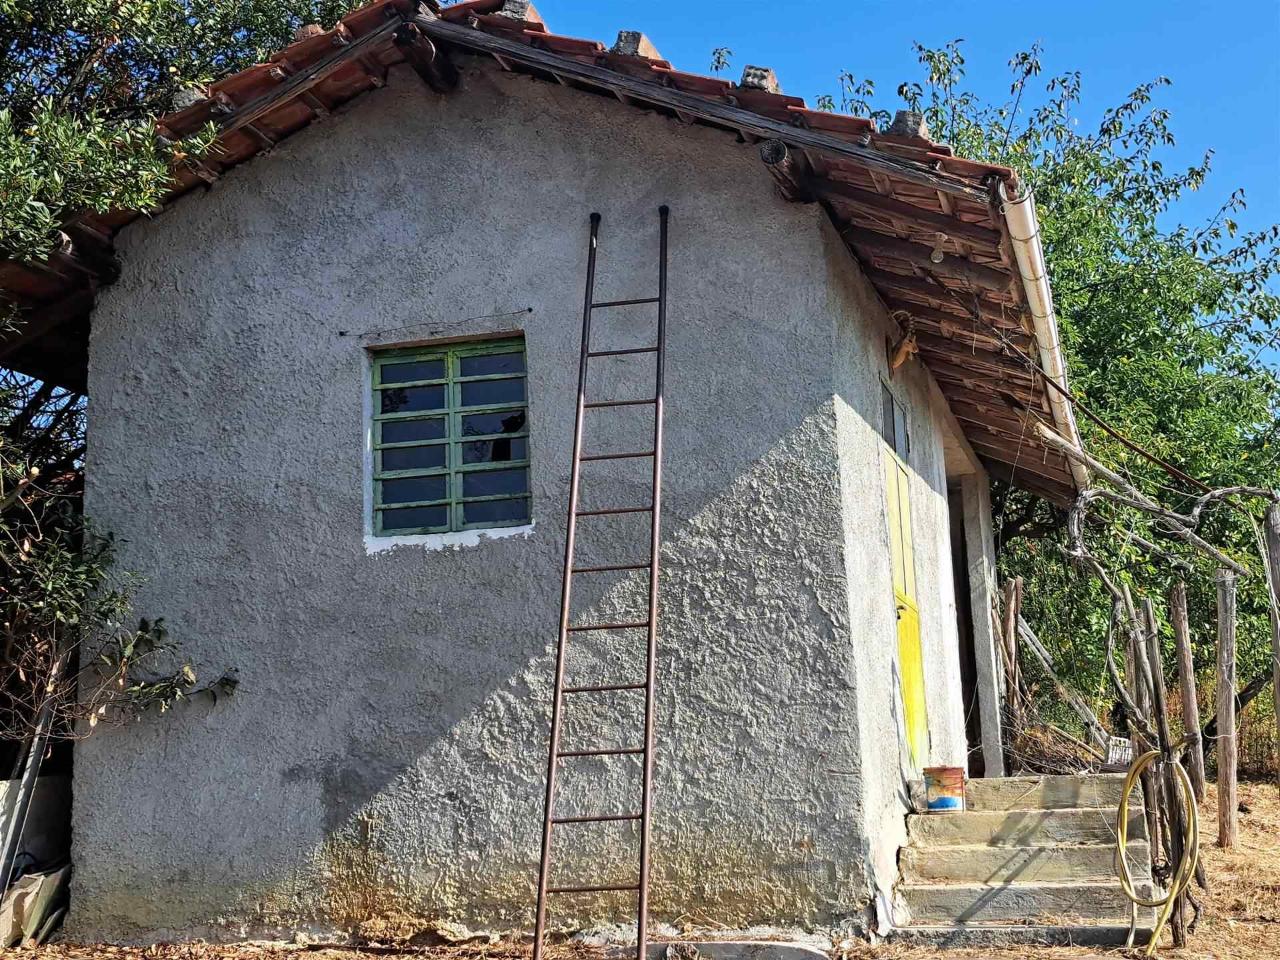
[0,0,1086,942]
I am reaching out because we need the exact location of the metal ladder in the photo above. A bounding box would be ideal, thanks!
[533,207,669,960]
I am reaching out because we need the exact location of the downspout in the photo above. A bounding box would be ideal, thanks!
[997,181,1090,492]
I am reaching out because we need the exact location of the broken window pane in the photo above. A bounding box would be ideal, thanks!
[381,384,446,414]
[461,409,526,437]
[463,437,528,464]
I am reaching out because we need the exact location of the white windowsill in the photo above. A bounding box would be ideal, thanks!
[364,521,536,555]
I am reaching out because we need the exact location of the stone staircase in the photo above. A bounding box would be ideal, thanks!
[891,774,1157,947]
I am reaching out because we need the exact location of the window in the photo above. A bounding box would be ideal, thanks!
[880,380,910,460]
[371,337,531,535]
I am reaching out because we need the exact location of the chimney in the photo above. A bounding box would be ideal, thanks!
[739,65,781,94]
[887,110,930,140]
[495,0,542,24]
[612,30,662,60]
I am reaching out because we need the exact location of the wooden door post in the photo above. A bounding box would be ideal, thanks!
[1170,581,1206,802]
[1263,502,1280,782]
[1216,569,1238,848]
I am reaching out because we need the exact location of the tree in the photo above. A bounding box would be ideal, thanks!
[818,42,1280,727]
[0,368,234,761]
[0,0,362,266]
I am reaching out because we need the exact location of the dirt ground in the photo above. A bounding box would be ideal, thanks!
[21,781,1280,960]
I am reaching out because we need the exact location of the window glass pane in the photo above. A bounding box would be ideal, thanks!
[381,418,446,444]
[461,409,526,437]
[381,505,448,532]
[460,351,525,377]
[463,436,527,464]
[893,402,910,460]
[381,475,447,505]
[381,384,445,414]
[381,445,447,472]
[380,358,444,384]
[463,467,528,498]
[464,498,529,525]
[460,378,525,408]
[880,382,895,448]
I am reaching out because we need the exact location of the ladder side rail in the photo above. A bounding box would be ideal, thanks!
[635,204,670,960]
[532,211,601,960]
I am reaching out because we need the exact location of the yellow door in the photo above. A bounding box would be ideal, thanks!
[885,454,928,765]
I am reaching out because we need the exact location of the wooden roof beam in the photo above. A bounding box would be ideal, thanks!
[758,139,815,203]
[815,176,1002,248]
[863,268,1021,326]
[0,290,93,362]
[395,20,460,93]
[843,226,1012,293]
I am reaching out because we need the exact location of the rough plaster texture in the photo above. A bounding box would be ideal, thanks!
[76,60,983,941]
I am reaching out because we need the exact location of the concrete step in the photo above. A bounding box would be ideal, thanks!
[900,841,1151,884]
[965,774,1131,811]
[889,923,1151,948]
[907,806,1144,847]
[899,880,1155,925]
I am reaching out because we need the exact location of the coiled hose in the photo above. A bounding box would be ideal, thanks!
[1114,750,1200,955]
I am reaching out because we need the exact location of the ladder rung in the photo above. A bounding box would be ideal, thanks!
[562,681,648,694]
[583,398,656,409]
[588,346,658,358]
[551,812,643,824]
[580,450,654,461]
[572,562,649,573]
[556,746,645,758]
[566,620,649,632]
[576,505,653,516]
[591,297,659,309]
[547,883,641,894]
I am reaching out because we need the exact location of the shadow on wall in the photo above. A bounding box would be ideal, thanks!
[252,404,869,936]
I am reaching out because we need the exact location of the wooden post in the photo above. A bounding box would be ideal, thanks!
[1171,580,1206,802]
[1216,569,1238,848]
[1143,597,1187,947]
[1263,502,1280,782]
[1001,578,1023,730]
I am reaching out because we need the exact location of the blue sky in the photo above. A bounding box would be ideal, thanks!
[536,0,1280,364]
[536,0,1279,235]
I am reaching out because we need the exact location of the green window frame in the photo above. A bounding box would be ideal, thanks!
[371,337,531,536]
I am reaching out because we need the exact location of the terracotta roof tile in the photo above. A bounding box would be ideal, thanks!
[526,32,607,58]
[647,66,733,98]
[786,106,875,139]
[929,153,1014,182]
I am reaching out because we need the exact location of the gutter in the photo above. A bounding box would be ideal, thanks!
[997,182,1090,493]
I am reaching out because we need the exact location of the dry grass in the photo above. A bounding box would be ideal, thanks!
[22,781,1280,960]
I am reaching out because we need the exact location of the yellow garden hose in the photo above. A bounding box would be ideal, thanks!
[1114,750,1200,955]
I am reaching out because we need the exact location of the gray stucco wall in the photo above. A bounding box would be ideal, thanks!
[76,59,972,941]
